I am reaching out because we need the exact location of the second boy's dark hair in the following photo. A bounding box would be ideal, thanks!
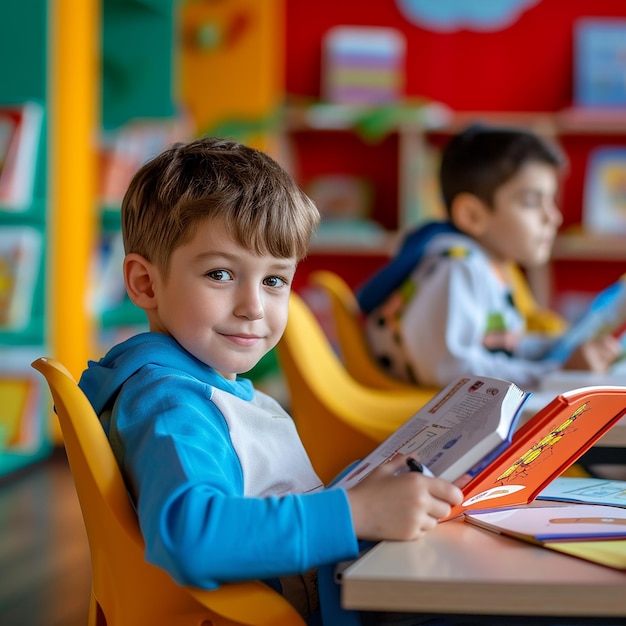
[439,123,567,213]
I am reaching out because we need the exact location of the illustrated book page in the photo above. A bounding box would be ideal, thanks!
[544,274,626,363]
[537,477,626,508]
[447,385,626,519]
[334,375,530,490]
[332,377,626,521]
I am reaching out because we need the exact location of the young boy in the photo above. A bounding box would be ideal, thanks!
[357,124,621,390]
[77,137,462,625]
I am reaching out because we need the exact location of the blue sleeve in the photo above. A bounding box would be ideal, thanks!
[111,368,359,589]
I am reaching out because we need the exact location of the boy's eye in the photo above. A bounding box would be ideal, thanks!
[264,276,287,288]
[207,269,232,282]
[518,191,542,208]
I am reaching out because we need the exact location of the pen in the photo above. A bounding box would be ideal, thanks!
[406,457,434,476]
[407,458,424,473]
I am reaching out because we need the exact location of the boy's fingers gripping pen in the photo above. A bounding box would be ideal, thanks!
[406,457,434,477]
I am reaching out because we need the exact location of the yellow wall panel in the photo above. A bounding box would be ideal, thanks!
[180,0,284,153]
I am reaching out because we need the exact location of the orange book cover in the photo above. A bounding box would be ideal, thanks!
[445,386,626,519]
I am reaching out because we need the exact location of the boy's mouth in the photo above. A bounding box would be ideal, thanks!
[221,333,263,347]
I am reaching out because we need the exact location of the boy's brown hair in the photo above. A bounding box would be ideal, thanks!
[121,137,320,276]
[439,123,567,213]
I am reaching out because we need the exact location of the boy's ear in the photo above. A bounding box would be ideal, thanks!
[124,253,158,310]
[449,192,490,238]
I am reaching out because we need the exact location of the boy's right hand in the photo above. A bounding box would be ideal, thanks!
[345,455,463,542]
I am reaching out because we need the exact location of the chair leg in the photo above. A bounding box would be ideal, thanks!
[88,590,107,626]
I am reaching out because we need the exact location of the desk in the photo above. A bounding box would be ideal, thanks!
[341,518,626,618]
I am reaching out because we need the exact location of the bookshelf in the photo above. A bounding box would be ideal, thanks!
[281,102,626,312]
[0,0,178,475]
[93,0,179,355]
[0,1,51,474]
[2,0,624,475]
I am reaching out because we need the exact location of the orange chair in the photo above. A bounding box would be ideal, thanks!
[32,357,305,626]
[276,292,437,484]
[308,270,418,391]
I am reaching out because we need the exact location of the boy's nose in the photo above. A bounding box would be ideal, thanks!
[546,201,563,227]
[234,289,264,320]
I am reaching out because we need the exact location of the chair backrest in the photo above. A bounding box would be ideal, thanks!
[508,263,567,334]
[31,357,305,626]
[308,270,419,391]
[276,293,437,484]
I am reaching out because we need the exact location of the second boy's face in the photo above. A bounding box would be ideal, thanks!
[147,217,297,379]
[478,161,562,268]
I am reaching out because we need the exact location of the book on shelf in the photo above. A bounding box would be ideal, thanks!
[574,18,626,108]
[544,273,626,363]
[89,230,126,315]
[582,146,626,235]
[0,227,42,330]
[0,101,44,210]
[0,374,41,451]
[333,375,626,520]
[465,503,626,542]
[0,347,46,453]
[322,25,406,105]
[99,116,191,206]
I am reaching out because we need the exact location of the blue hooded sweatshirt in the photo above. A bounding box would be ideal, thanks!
[78,332,358,595]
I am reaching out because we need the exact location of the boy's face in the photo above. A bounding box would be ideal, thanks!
[146,217,297,379]
[476,161,562,268]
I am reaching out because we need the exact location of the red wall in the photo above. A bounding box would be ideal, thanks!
[285,1,626,305]
[286,0,626,112]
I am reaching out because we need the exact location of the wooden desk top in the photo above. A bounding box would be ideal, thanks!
[341,518,626,617]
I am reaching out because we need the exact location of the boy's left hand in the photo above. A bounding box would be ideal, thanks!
[564,335,622,373]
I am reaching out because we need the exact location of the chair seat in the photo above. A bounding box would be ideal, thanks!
[32,356,306,626]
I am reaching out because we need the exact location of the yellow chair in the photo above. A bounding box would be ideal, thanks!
[310,268,566,390]
[508,263,567,334]
[276,292,437,484]
[31,357,305,626]
[308,270,418,391]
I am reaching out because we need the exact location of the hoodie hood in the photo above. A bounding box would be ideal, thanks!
[78,332,253,415]
[356,220,461,314]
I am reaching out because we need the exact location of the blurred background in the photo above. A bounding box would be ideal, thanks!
[2,0,626,475]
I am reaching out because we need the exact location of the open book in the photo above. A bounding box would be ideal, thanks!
[465,504,626,542]
[333,375,626,520]
[545,274,626,363]
[537,476,626,508]
[464,504,626,570]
